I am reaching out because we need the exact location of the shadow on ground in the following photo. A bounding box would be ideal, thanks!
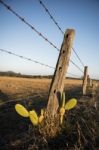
[0,86,99,150]
[0,90,9,103]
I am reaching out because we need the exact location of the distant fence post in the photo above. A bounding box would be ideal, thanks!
[87,75,92,87]
[47,29,75,116]
[82,66,88,95]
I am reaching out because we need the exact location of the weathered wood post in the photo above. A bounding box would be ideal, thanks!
[90,79,93,87]
[82,66,88,95]
[47,29,75,116]
[87,75,92,87]
[92,83,96,98]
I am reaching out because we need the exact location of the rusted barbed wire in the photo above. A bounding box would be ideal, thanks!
[38,0,85,68]
[0,0,83,73]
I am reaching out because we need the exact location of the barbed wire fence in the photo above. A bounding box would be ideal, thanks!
[0,0,95,113]
[0,0,84,79]
[37,0,93,96]
[0,1,97,145]
[0,48,81,78]
[38,0,85,68]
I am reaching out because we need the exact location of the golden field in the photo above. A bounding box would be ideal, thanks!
[0,76,82,103]
[0,76,99,150]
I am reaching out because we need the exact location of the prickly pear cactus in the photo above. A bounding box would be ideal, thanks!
[59,92,77,124]
[15,92,77,126]
[15,104,44,126]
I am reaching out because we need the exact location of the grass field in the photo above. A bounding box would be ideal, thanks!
[0,76,82,103]
[0,76,99,150]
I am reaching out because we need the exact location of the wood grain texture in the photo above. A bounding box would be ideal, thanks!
[82,66,88,95]
[47,29,75,116]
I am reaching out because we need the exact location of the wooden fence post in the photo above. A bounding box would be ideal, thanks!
[47,29,75,116]
[87,75,92,87]
[82,66,88,95]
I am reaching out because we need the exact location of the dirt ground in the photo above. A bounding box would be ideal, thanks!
[0,76,99,150]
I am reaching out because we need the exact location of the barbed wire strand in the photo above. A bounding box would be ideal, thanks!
[0,0,84,73]
[70,60,84,73]
[72,47,84,67]
[0,49,54,69]
[67,72,81,78]
[70,60,83,73]
[0,48,81,78]
[38,0,64,35]
[38,0,85,68]
[0,0,59,52]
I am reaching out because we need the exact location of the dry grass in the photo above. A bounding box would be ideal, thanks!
[0,76,51,103]
[0,76,82,103]
[0,76,99,150]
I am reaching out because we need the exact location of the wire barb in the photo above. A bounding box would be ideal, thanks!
[0,49,54,69]
[0,48,81,78]
[38,0,85,68]
[0,0,84,74]
[38,0,64,35]
[0,0,59,52]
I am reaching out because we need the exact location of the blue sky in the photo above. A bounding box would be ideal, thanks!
[0,0,99,79]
